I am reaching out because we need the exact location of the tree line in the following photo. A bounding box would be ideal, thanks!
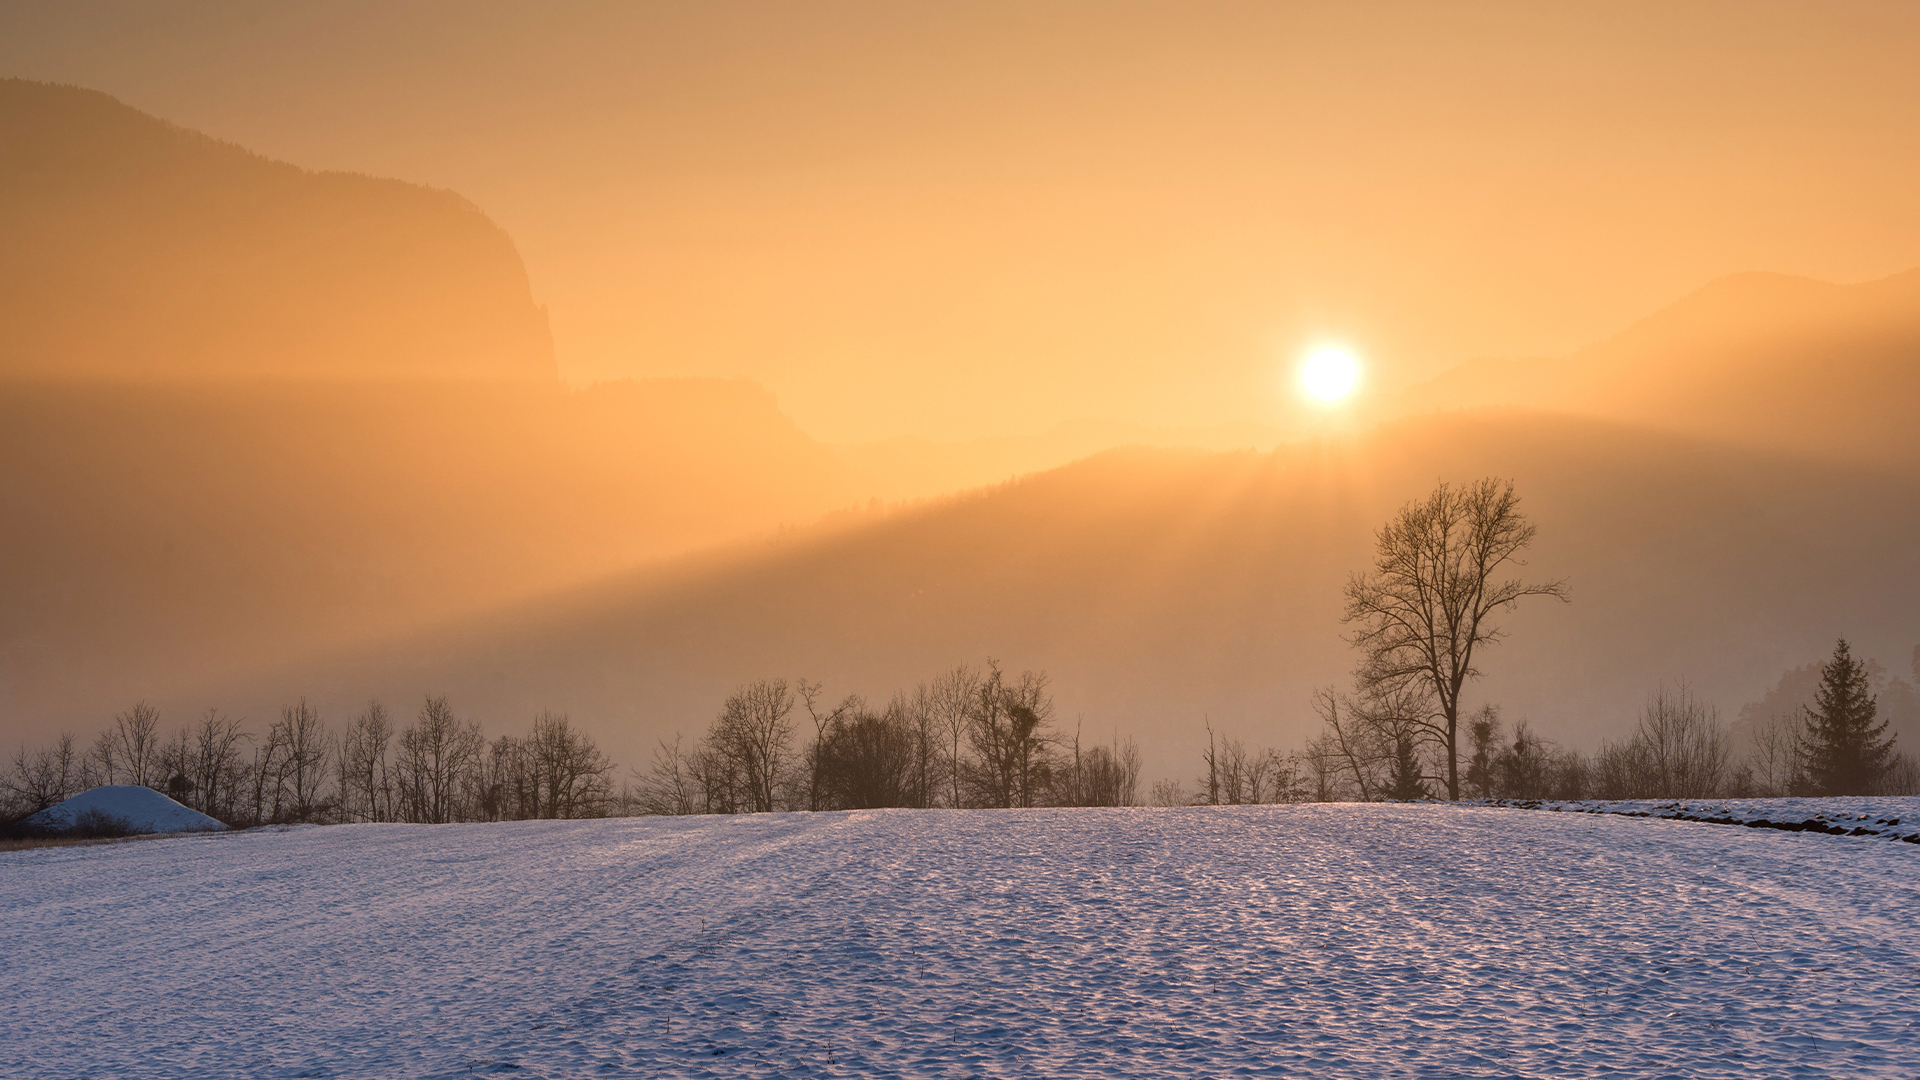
[3,696,615,830]
[1294,659,1917,803]
[9,476,1912,830]
[631,661,1143,814]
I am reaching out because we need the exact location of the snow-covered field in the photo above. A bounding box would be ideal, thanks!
[5,804,1918,1079]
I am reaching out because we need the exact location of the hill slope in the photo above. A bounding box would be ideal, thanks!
[0,79,553,380]
[204,411,1920,777]
[0,379,863,730]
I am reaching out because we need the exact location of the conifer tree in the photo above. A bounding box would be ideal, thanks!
[1799,639,1896,795]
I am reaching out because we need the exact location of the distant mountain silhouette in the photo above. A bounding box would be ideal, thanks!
[0,79,553,380]
[196,411,1920,778]
[0,85,865,741]
[1399,268,1920,466]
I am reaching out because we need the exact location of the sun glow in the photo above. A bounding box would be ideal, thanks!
[1299,345,1361,403]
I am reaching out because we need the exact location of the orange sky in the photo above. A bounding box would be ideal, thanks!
[5,1,1919,441]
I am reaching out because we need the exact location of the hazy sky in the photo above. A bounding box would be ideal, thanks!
[5,1,1919,441]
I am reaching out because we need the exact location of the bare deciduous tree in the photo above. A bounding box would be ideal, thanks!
[713,679,797,814]
[339,701,395,823]
[1592,684,1731,799]
[815,701,919,810]
[1057,723,1143,807]
[633,735,700,816]
[1743,713,1803,797]
[396,696,485,824]
[188,710,250,822]
[964,663,1054,808]
[1300,734,1343,802]
[95,701,163,788]
[1199,721,1224,805]
[1463,706,1502,800]
[931,665,981,808]
[797,680,858,811]
[1635,682,1730,797]
[1196,725,1292,805]
[901,684,944,810]
[1150,777,1188,807]
[271,700,333,822]
[1314,688,1382,801]
[1496,720,1557,800]
[5,732,88,817]
[1342,478,1568,800]
[525,711,614,818]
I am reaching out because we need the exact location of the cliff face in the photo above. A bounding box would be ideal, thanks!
[0,79,554,380]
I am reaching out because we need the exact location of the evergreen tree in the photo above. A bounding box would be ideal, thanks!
[1799,639,1896,795]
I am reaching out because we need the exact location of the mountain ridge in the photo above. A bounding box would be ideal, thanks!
[1397,267,1920,466]
[0,78,555,381]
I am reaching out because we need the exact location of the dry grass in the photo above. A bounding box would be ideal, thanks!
[0,830,212,854]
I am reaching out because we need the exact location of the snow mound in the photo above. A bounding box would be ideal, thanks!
[23,785,226,835]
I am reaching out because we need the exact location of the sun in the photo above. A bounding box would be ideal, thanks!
[1299,345,1361,403]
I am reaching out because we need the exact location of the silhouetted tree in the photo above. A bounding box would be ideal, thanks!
[4,732,88,819]
[798,680,858,811]
[1495,721,1556,800]
[339,701,396,822]
[1199,721,1224,805]
[963,663,1054,808]
[815,703,919,809]
[633,735,700,816]
[1314,688,1382,800]
[1800,639,1896,795]
[1382,721,1430,801]
[187,710,250,823]
[479,734,532,821]
[1058,725,1142,807]
[271,700,333,822]
[900,684,945,809]
[1634,682,1729,797]
[1300,733,1343,802]
[689,740,745,814]
[526,711,614,818]
[932,665,981,808]
[93,701,162,788]
[1463,706,1501,800]
[1342,478,1568,800]
[1196,725,1292,806]
[396,695,485,824]
[712,679,796,813]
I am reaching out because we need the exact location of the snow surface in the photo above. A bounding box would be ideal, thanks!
[1489,796,1920,844]
[22,784,226,834]
[4,804,1919,1078]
